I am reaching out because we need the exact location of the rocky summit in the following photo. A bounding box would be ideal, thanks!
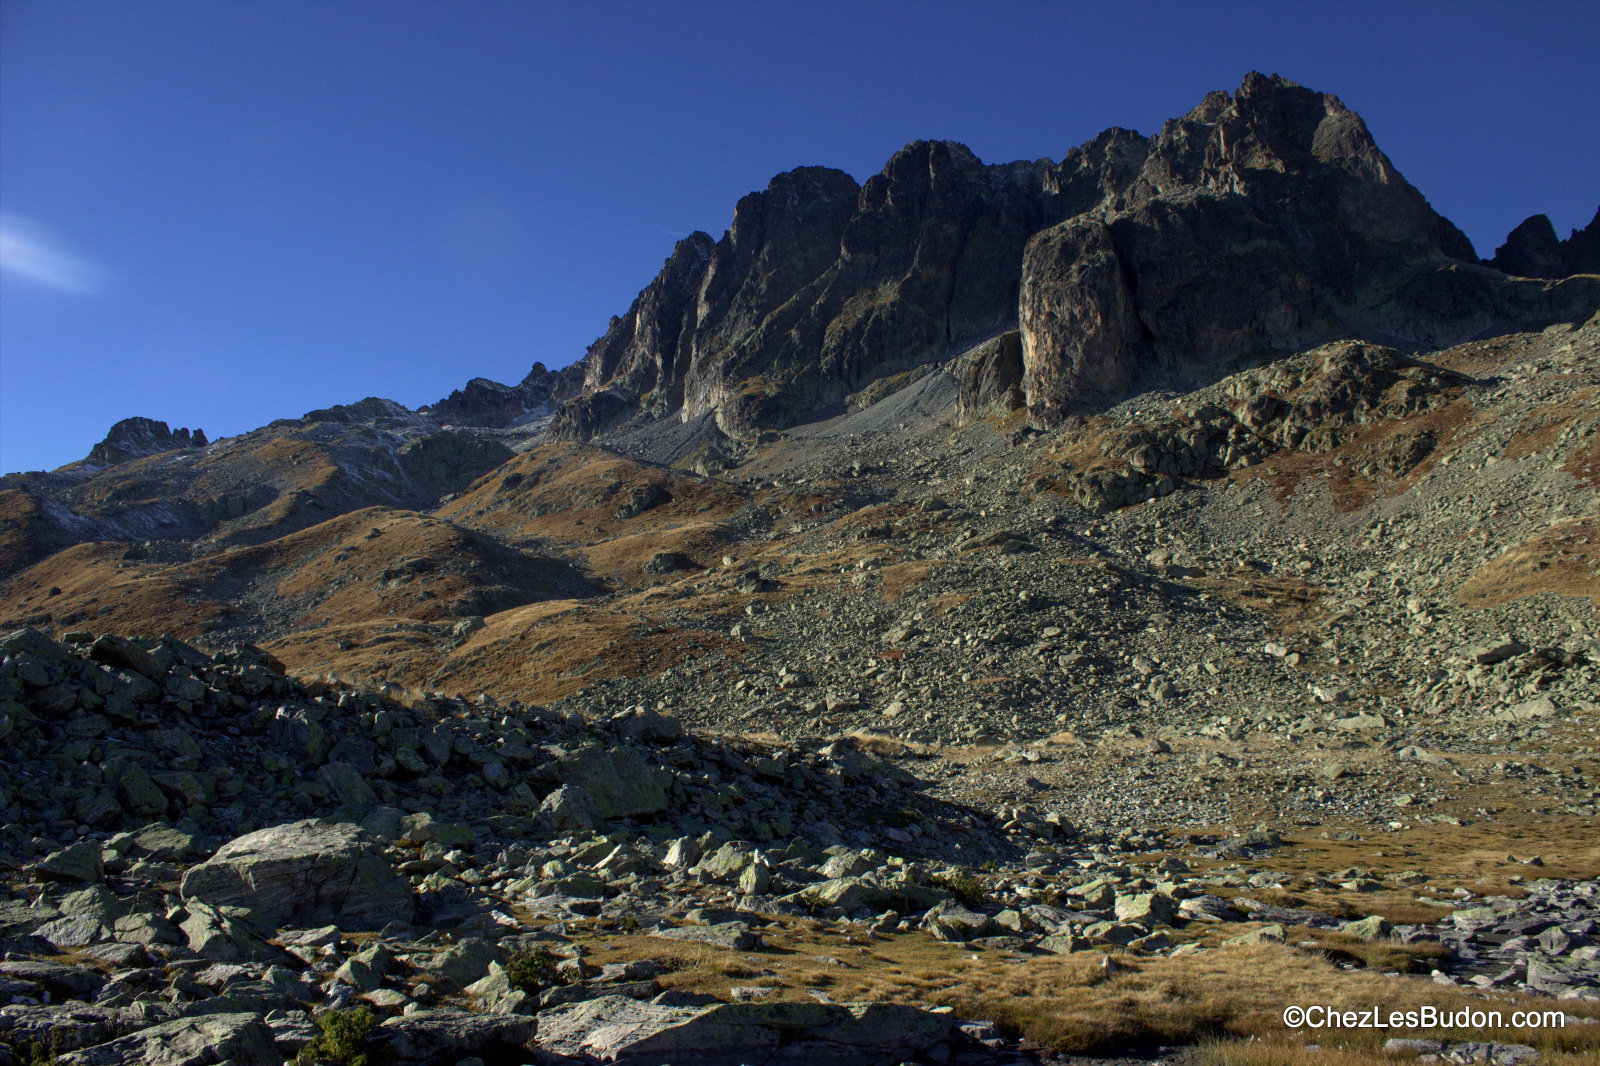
[2,72,1600,1066]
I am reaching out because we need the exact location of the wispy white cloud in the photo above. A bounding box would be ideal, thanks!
[0,213,104,294]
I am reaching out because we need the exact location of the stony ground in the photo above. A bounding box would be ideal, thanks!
[0,318,1598,1065]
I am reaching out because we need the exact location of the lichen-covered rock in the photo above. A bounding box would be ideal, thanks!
[534,995,951,1065]
[178,901,279,962]
[546,745,670,819]
[179,819,414,930]
[1020,218,1142,410]
[373,1009,535,1064]
[34,842,104,884]
[955,330,1025,422]
[58,1011,278,1066]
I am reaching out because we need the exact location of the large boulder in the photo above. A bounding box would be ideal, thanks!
[34,842,104,884]
[179,819,414,930]
[373,1009,536,1064]
[1019,218,1143,410]
[58,1012,278,1066]
[547,745,671,819]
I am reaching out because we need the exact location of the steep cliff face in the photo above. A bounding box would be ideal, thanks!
[551,72,1599,438]
[1018,74,1494,410]
[552,145,1073,439]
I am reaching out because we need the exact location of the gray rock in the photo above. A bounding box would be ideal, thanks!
[538,784,602,832]
[1495,696,1561,721]
[397,812,475,848]
[617,710,684,742]
[697,841,757,882]
[360,805,407,842]
[0,1004,133,1055]
[179,819,414,930]
[112,911,185,946]
[662,836,703,869]
[535,996,950,1064]
[1114,892,1177,927]
[373,1009,535,1064]
[1038,933,1092,954]
[59,1011,280,1066]
[650,922,759,951]
[334,942,396,992]
[413,937,501,989]
[130,824,205,862]
[922,899,996,942]
[317,760,379,808]
[179,901,279,962]
[34,915,109,949]
[35,842,104,884]
[1178,895,1245,922]
[1342,915,1394,941]
[1224,923,1287,946]
[548,745,671,819]
[0,959,104,999]
[1467,636,1529,665]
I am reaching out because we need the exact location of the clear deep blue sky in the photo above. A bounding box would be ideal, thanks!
[3,0,1597,475]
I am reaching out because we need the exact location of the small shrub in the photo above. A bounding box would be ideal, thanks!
[884,806,920,829]
[297,1005,375,1066]
[15,1039,62,1066]
[931,869,986,909]
[503,946,565,994]
[3,1029,65,1066]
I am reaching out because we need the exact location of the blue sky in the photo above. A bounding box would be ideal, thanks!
[3,1,1597,475]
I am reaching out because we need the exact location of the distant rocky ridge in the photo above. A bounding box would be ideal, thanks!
[421,361,585,429]
[548,72,1599,441]
[36,71,1600,490]
[87,418,208,467]
[1490,208,1600,281]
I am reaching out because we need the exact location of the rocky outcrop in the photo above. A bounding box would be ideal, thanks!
[395,431,514,497]
[553,73,1597,438]
[1061,340,1461,510]
[86,418,208,466]
[1019,220,1144,409]
[1490,207,1600,279]
[552,146,1066,440]
[534,996,951,1065]
[58,1012,280,1066]
[425,361,585,428]
[953,330,1025,422]
[1020,74,1524,413]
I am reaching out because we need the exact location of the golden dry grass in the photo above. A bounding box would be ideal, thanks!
[1456,515,1600,607]
[563,919,1600,1057]
[433,440,750,588]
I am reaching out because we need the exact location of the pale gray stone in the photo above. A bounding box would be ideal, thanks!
[179,819,414,930]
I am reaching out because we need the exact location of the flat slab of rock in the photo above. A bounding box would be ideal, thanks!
[0,1004,133,1054]
[649,921,758,951]
[35,842,103,883]
[373,1008,535,1063]
[0,959,105,998]
[59,1011,280,1066]
[535,996,952,1065]
[179,819,414,930]
[549,745,671,819]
